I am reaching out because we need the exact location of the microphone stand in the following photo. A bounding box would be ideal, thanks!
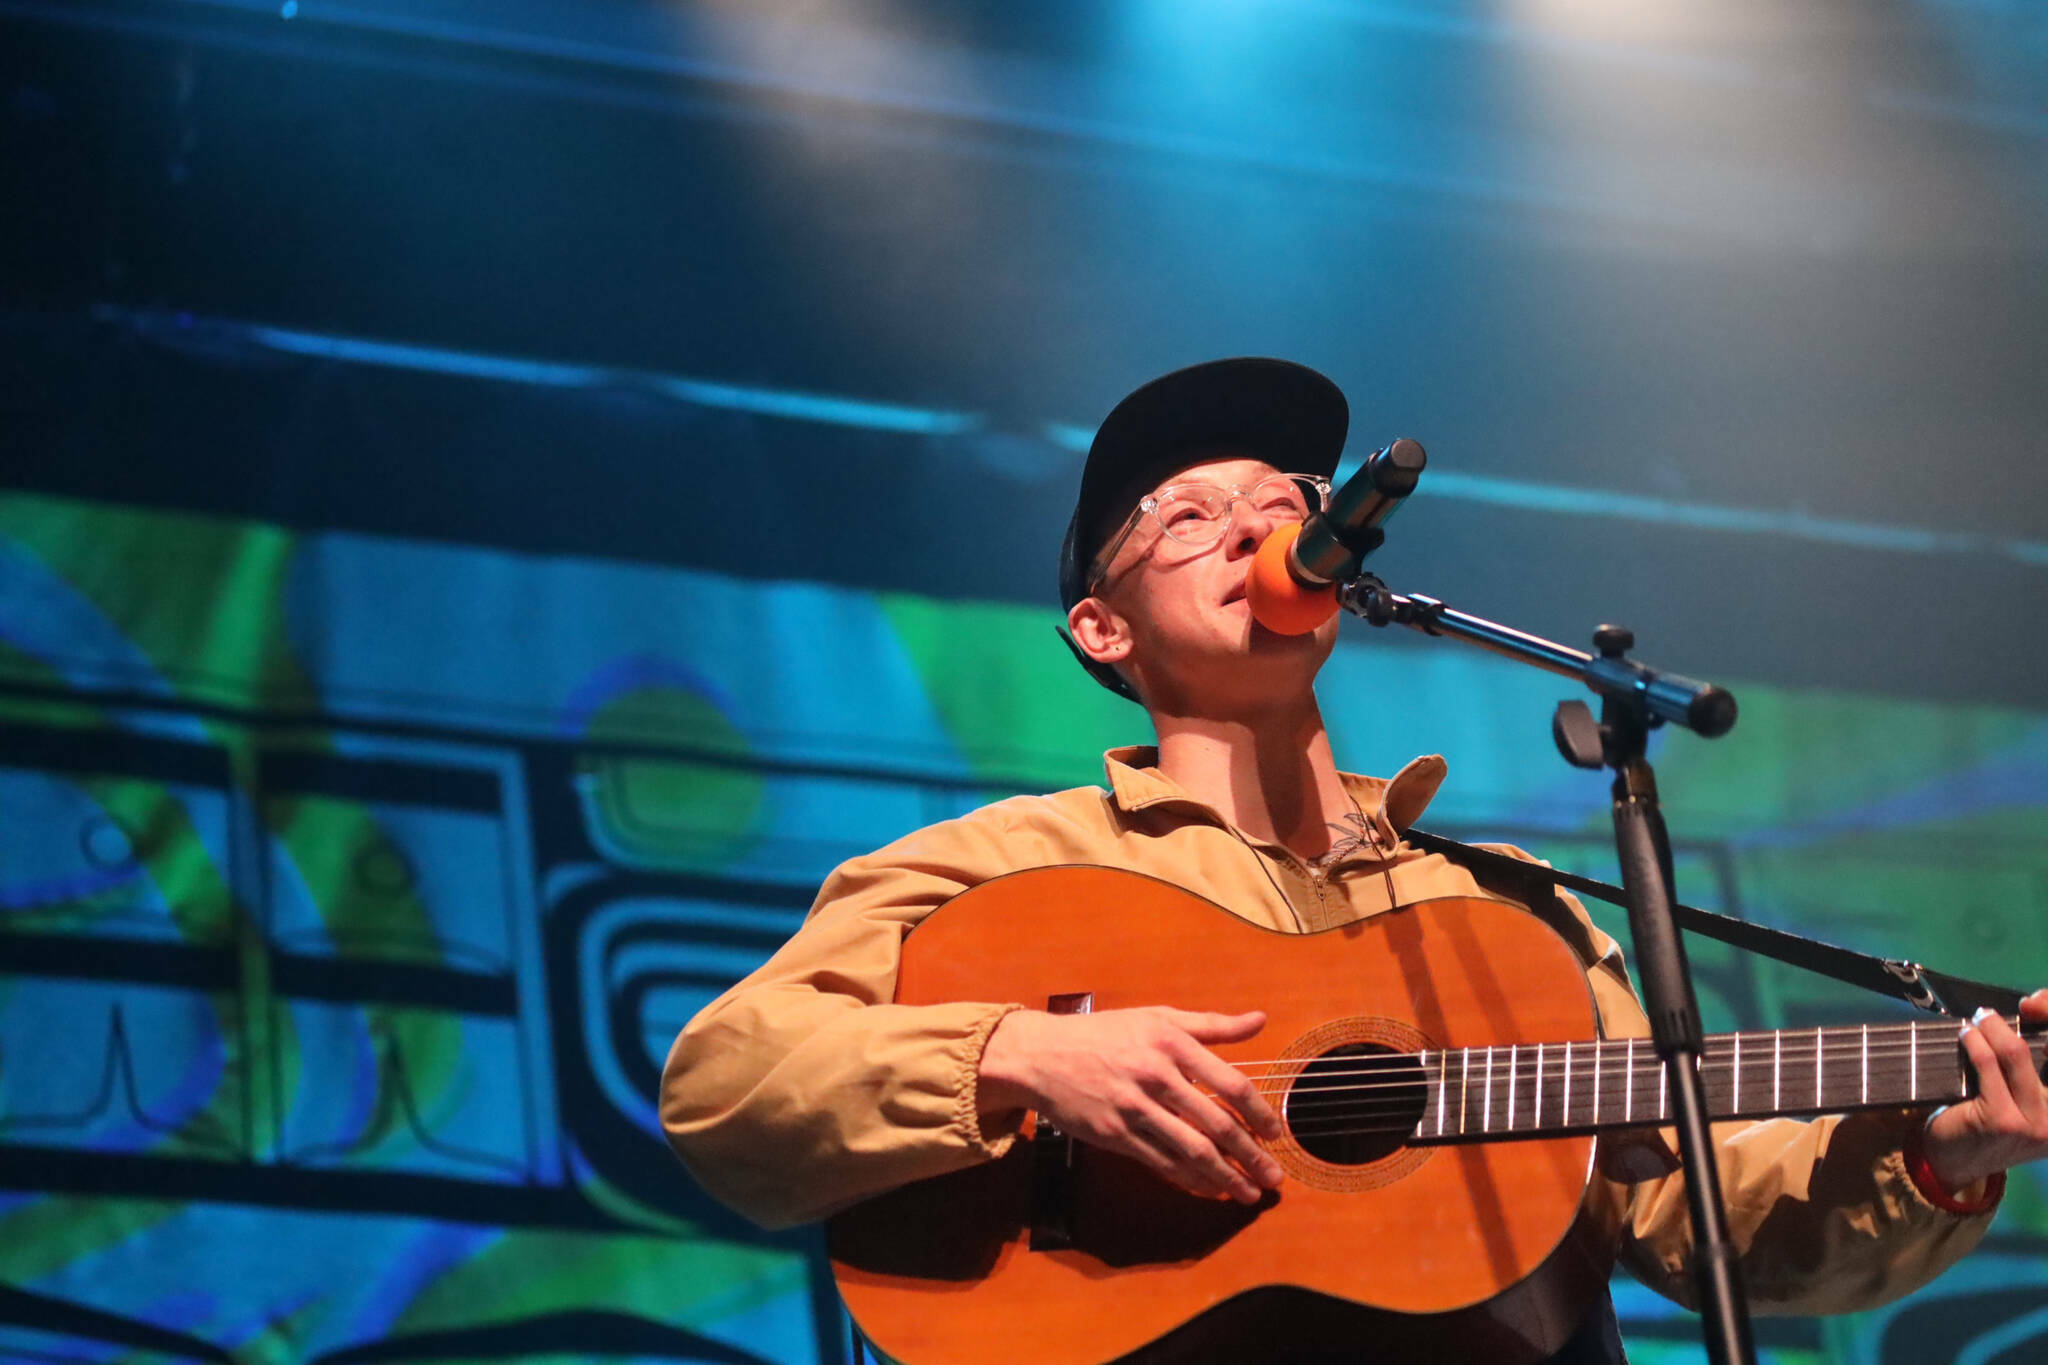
[1338,576,1756,1365]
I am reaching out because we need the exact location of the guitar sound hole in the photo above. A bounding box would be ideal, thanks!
[1284,1044,1426,1167]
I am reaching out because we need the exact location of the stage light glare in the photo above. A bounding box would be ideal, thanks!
[1496,0,1735,47]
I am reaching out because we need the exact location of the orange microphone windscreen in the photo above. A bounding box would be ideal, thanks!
[1247,523,1338,635]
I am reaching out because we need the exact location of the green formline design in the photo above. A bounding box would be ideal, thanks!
[0,496,481,1155]
[576,687,769,875]
[1648,684,2044,837]
[877,592,1145,790]
[0,1194,187,1287]
[391,1223,804,1339]
[265,793,467,1145]
[0,493,313,719]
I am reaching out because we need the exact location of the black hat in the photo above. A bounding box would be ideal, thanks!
[1057,358,1350,702]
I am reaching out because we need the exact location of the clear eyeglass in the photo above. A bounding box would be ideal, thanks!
[1086,472,1332,595]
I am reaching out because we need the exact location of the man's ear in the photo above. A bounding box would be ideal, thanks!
[1066,596,1132,668]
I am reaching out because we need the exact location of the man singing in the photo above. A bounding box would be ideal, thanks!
[663,358,2048,1362]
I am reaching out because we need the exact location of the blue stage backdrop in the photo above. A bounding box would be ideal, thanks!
[5,1,2048,1362]
[2,479,2044,1365]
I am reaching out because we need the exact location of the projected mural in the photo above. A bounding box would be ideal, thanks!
[2,493,2044,1365]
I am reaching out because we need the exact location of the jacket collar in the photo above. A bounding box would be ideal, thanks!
[1103,744,1449,843]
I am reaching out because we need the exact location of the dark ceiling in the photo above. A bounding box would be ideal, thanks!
[5,0,2047,705]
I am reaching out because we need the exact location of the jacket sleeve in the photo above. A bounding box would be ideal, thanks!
[1546,877,1999,1313]
[659,803,1044,1229]
[1615,1103,1997,1315]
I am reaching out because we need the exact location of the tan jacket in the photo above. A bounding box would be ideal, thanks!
[663,747,1995,1314]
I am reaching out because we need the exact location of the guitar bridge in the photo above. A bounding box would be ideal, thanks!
[1029,991,1093,1251]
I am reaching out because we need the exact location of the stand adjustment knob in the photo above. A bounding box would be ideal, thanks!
[1552,700,1608,770]
[1593,624,1635,658]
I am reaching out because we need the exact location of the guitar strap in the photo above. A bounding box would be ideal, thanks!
[1402,828,2026,1019]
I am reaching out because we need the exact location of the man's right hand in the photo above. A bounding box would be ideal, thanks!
[976,1006,1286,1204]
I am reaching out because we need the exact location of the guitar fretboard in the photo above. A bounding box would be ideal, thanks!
[1396,1019,2036,1142]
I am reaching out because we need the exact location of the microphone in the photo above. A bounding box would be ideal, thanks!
[1248,438,1426,635]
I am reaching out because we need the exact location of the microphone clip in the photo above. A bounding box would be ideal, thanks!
[1338,574,1444,632]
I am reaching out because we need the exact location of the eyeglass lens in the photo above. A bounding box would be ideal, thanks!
[1154,475,1322,546]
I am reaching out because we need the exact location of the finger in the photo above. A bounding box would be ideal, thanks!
[1978,1012,2048,1129]
[1158,1070,1284,1191]
[1158,1008,1267,1045]
[1126,1106,1256,1203]
[1119,1119,1227,1198]
[2021,988,2048,1025]
[1962,1018,2020,1125]
[1169,1035,1285,1141]
[1138,1105,1261,1203]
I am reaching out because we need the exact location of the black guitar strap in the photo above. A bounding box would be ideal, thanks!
[1403,827,2025,1020]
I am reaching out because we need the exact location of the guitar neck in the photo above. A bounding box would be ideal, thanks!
[1401,1019,2046,1143]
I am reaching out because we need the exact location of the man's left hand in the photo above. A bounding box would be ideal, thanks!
[1921,988,2048,1191]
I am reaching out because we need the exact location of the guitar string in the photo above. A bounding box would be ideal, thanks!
[1223,1055,1968,1140]
[1240,1087,1953,1140]
[1248,1090,1952,1132]
[1261,1089,1963,1140]
[1273,1105,1908,1137]
[1234,1050,1950,1098]
[1217,1038,2033,1145]
[1211,1020,2018,1077]
[1204,1043,1975,1136]
[1230,1038,1968,1088]
[1255,1068,1959,1128]
[1221,1034,1983,1086]
[1220,1047,1957,1113]
[1236,1064,1957,1121]
[1194,1038,1984,1114]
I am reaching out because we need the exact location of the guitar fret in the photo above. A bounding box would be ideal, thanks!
[1731,1032,1741,1115]
[1483,1047,1494,1132]
[1436,1051,1447,1136]
[1820,1025,1839,1110]
[1535,1043,1544,1129]
[1624,1038,1635,1122]
[1507,1046,1519,1130]
[1818,1023,1835,1113]
[1460,1048,1471,1135]
[1563,1041,1573,1127]
[1592,1040,1602,1122]
[1874,1025,1915,1108]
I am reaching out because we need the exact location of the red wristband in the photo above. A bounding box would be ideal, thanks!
[1905,1123,2006,1215]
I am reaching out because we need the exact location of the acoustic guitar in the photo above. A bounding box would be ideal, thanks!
[827,866,2042,1365]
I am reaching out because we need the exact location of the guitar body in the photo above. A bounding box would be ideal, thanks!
[829,867,1628,1365]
